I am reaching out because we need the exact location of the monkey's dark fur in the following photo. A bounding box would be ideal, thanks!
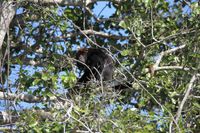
[76,48,114,83]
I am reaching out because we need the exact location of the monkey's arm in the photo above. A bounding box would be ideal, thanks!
[78,69,91,83]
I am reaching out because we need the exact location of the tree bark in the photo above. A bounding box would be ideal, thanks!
[0,1,16,51]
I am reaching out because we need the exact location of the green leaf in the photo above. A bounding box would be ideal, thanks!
[32,78,40,86]
[48,66,55,71]
[119,20,127,29]
[121,49,130,56]
[191,53,200,58]
[193,102,200,108]
[144,124,154,130]
[29,120,38,127]
[42,73,49,81]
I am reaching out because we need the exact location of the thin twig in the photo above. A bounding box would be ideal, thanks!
[156,66,190,71]
[146,30,196,48]
[175,74,197,123]
[153,45,186,71]
[169,74,197,133]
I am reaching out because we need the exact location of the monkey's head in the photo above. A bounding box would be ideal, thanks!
[76,47,114,83]
[76,48,88,69]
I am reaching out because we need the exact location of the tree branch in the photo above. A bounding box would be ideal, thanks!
[57,29,129,40]
[169,74,197,132]
[25,0,122,6]
[156,66,190,71]
[146,30,197,48]
[175,74,197,123]
[0,109,54,124]
[149,45,186,75]
[82,29,129,40]
[0,91,56,103]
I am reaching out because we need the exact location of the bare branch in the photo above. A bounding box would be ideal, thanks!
[85,7,100,22]
[0,91,56,103]
[175,74,197,123]
[82,29,129,40]
[146,30,196,48]
[191,95,200,99]
[26,0,88,6]
[25,0,122,6]
[0,111,17,124]
[169,74,197,132]
[156,66,190,71]
[55,29,129,41]
[164,45,186,54]
[0,109,55,124]
[0,127,18,132]
[85,6,123,23]
[150,45,186,74]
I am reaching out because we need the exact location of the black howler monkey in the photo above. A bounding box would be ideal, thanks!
[76,48,114,83]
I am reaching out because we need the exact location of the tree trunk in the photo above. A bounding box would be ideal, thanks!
[0,1,16,50]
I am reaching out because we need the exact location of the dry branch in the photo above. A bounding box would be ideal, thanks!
[169,74,198,132]
[25,0,122,6]
[156,66,190,71]
[56,29,129,40]
[150,45,186,75]
[0,109,54,125]
[175,74,197,123]
[0,91,56,103]
[146,30,196,48]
